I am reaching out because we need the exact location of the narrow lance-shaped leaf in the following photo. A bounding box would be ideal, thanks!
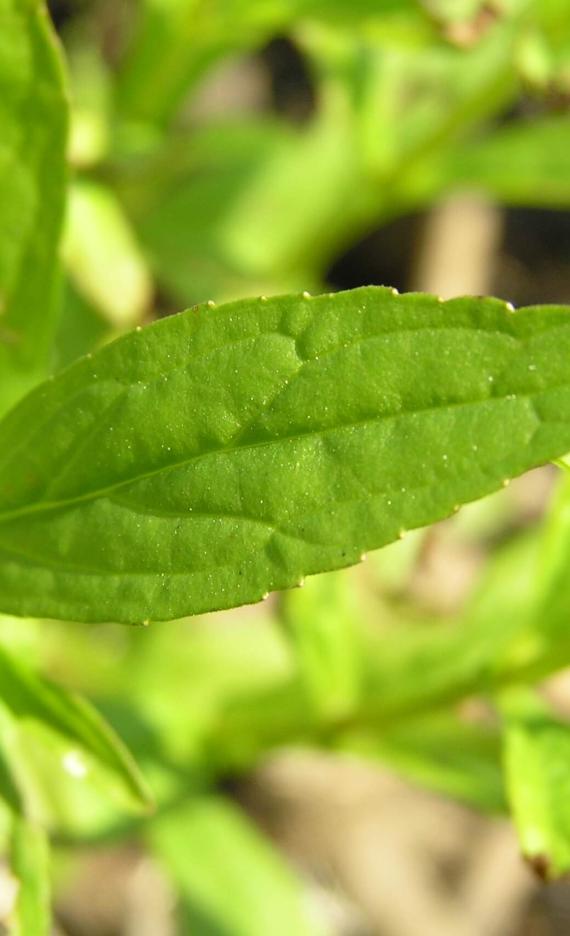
[149,795,317,936]
[9,816,51,936]
[0,0,68,417]
[0,644,152,811]
[1,287,570,624]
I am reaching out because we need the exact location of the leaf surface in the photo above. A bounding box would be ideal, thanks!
[150,795,317,936]
[0,0,68,417]
[1,287,570,623]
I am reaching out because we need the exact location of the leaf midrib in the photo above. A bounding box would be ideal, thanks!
[0,384,550,529]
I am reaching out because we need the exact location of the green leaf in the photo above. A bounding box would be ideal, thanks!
[501,688,570,879]
[531,470,570,641]
[0,644,152,812]
[64,180,152,329]
[0,0,68,418]
[448,115,570,208]
[340,710,506,814]
[0,717,23,814]
[485,471,570,686]
[280,569,362,719]
[1,287,570,624]
[210,529,541,773]
[150,795,317,936]
[9,816,50,936]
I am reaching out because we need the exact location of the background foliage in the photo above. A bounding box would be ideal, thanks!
[1,0,570,932]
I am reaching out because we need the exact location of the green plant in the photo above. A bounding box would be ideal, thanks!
[2,0,570,932]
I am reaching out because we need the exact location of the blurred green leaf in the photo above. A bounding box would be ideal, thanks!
[280,570,362,719]
[54,281,109,371]
[129,117,355,305]
[448,115,570,207]
[64,180,152,329]
[340,710,506,813]
[0,0,68,418]
[531,470,570,640]
[9,816,50,936]
[422,0,488,24]
[516,0,570,91]
[67,48,112,169]
[2,290,570,623]
[494,471,570,684]
[335,547,527,724]
[116,0,425,127]
[0,644,152,813]
[130,11,529,306]
[502,688,570,879]
[150,795,318,936]
[0,710,23,814]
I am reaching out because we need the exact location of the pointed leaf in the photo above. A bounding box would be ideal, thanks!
[1,288,570,623]
[9,816,50,936]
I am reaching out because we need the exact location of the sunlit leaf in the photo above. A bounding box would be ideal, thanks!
[1,288,570,623]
